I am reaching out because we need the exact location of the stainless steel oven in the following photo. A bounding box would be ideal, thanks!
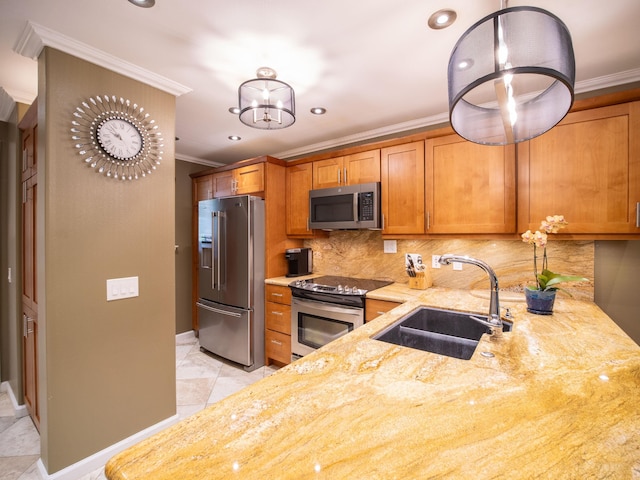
[289,275,392,360]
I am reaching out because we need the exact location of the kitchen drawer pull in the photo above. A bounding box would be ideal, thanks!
[270,339,283,346]
[271,293,283,297]
[271,311,284,316]
[376,311,386,315]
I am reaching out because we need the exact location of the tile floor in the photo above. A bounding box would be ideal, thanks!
[0,331,279,480]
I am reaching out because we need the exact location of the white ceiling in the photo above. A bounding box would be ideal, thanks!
[2,0,640,167]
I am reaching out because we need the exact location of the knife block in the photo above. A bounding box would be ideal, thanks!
[409,272,432,290]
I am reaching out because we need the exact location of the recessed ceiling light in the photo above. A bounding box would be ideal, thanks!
[228,107,241,114]
[428,9,457,29]
[128,0,155,7]
[228,135,241,141]
[310,107,327,115]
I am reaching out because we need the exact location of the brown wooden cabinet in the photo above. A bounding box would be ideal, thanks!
[194,175,213,202]
[265,284,292,366]
[365,299,402,322]
[425,134,516,234]
[312,149,381,189]
[381,141,425,235]
[286,163,313,236]
[211,163,265,198]
[19,101,39,431]
[518,101,640,236]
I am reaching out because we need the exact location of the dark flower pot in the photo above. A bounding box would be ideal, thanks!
[525,288,556,315]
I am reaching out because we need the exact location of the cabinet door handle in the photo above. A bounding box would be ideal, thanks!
[337,169,341,184]
[344,168,348,184]
[270,339,283,346]
[426,211,430,231]
[636,202,640,228]
[271,311,283,316]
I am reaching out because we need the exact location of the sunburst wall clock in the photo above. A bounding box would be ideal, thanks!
[70,95,163,181]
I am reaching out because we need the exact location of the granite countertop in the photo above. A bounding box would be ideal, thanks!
[106,280,640,479]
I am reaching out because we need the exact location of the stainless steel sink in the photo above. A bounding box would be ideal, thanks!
[372,307,513,360]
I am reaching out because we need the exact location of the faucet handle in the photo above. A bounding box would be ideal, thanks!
[501,307,514,321]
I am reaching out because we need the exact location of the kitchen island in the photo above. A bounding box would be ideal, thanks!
[106,282,640,479]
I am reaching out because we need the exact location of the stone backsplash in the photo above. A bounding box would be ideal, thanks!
[304,231,594,301]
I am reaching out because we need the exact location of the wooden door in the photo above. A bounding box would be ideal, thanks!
[20,104,39,430]
[211,170,234,197]
[381,141,425,234]
[518,102,640,235]
[286,163,313,236]
[235,163,264,194]
[194,175,212,203]
[312,157,344,189]
[425,135,516,234]
[344,149,381,185]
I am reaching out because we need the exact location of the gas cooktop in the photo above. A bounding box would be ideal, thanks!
[289,275,393,296]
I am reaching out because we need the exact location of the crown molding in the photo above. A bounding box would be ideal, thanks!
[14,21,192,97]
[175,153,223,167]
[275,67,640,160]
[0,88,16,122]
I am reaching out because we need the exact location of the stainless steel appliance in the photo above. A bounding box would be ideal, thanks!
[289,275,392,359]
[309,182,381,230]
[285,247,313,277]
[197,195,265,372]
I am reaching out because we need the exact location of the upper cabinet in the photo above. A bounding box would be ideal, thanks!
[312,149,381,189]
[518,101,640,236]
[286,163,313,236]
[212,163,265,198]
[381,141,425,235]
[425,135,516,234]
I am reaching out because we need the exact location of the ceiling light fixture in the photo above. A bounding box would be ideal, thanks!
[310,107,326,115]
[237,67,295,130]
[447,3,575,145]
[127,0,155,8]
[228,135,241,141]
[428,9,457,29]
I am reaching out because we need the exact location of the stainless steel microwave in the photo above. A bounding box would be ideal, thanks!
[309,182,381,230]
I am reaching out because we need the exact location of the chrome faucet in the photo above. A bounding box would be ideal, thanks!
[438,254,503,337]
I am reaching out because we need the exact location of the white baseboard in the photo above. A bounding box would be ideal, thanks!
[36,413,180,480]
[0,381,28,418]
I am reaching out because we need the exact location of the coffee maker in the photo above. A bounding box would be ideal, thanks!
[285,248,313,277]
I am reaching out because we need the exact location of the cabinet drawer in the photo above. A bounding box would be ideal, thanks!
[265,284,291,305]
[265,329,291,365]
[365,299,402,322]
[266,301,291,334]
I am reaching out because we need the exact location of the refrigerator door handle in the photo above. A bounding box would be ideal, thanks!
[212,211,226,290]
[196,301,242,318]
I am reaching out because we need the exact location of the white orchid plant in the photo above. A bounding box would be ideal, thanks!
[521,215,588,294]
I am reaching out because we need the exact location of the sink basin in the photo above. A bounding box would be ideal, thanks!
[372,307,512,360]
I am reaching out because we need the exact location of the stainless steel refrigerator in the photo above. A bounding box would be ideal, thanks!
[197,195,265,372]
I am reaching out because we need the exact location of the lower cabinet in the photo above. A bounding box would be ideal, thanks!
[365,299,402,322]
[265,284,292,365]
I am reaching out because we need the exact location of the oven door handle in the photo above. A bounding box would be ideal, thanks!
[292,297,361,316]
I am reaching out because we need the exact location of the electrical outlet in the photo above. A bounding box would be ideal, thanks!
[431,255,441,269]
[453,262,463,271]
[383,240,397,253]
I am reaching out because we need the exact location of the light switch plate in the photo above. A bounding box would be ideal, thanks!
[106,276,139,301]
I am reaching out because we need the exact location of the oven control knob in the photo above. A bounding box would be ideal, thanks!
[337,285,344,293]
[353,286,359,294]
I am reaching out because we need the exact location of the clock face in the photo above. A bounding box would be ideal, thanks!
[96,118,143,160]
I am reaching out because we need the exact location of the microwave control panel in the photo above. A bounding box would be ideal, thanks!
[358,192,375,221]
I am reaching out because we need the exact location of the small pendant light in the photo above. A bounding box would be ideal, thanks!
[237,67,295,130]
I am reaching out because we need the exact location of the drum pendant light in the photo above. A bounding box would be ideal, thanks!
[448,5,575,145]
[238,67,295,130]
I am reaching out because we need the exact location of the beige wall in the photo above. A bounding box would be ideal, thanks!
[38,48,176,473]
[175,160,206,333]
